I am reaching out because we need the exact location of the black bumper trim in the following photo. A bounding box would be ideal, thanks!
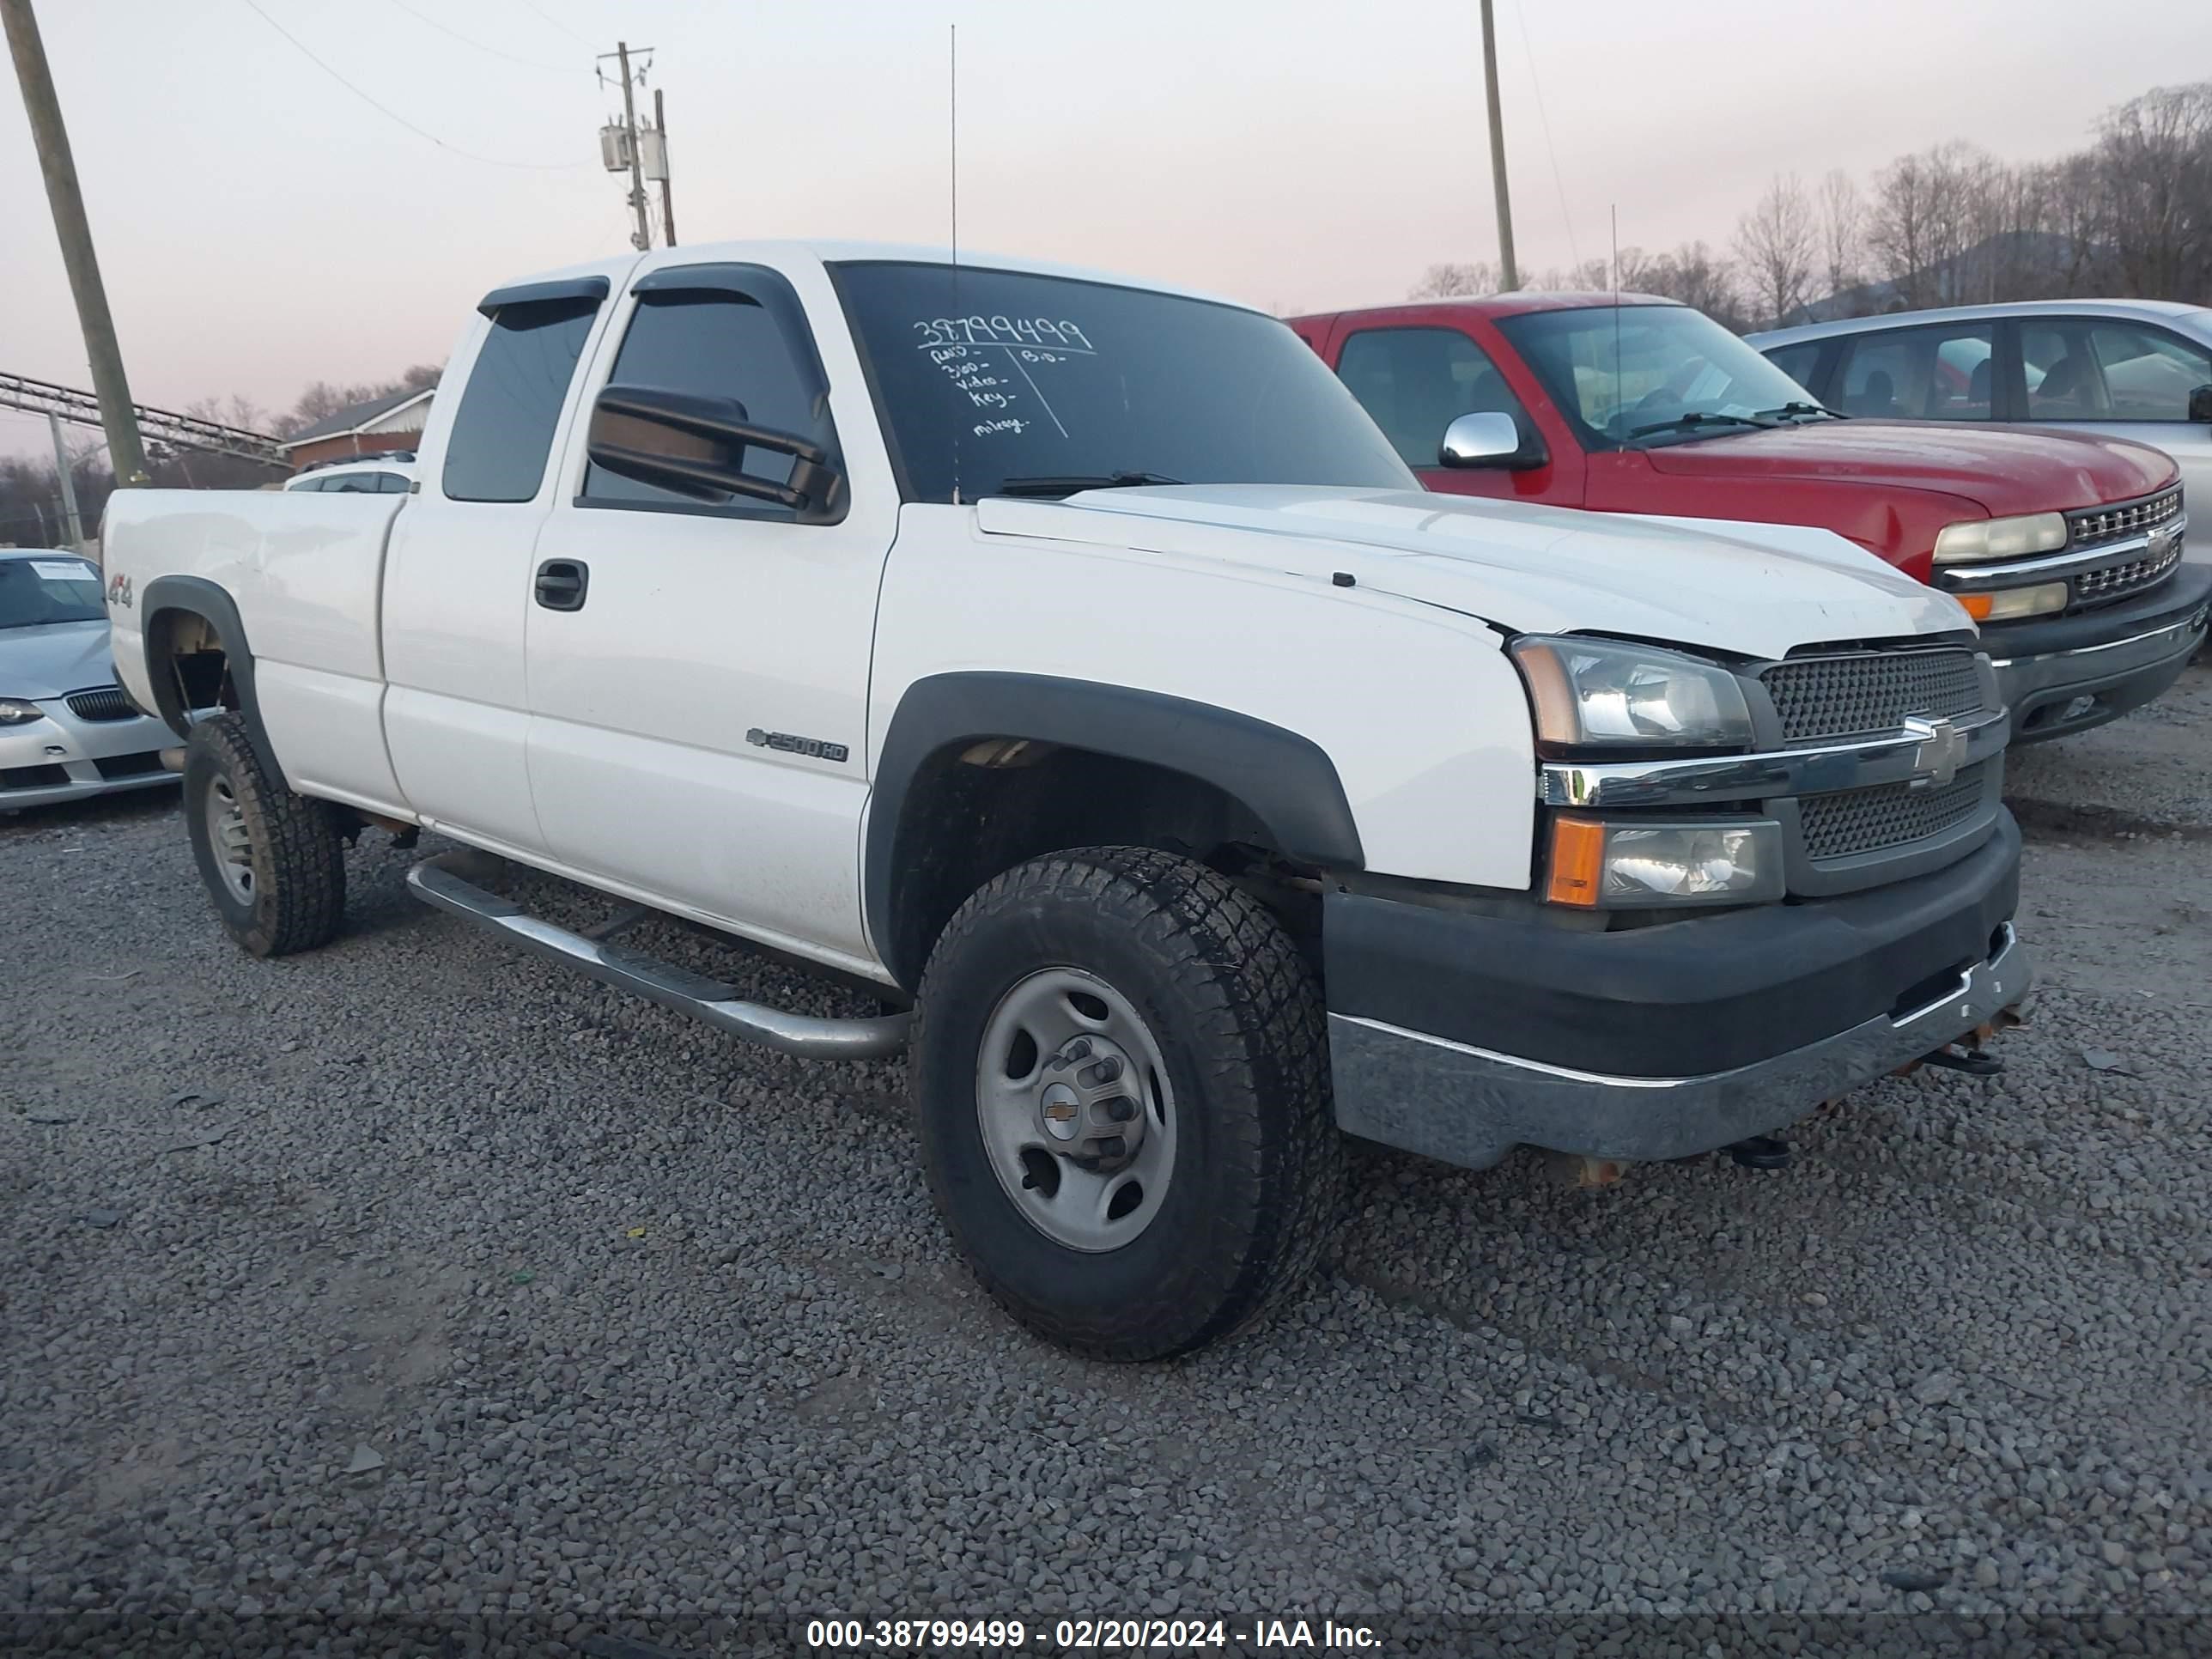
[1322,812,2021,1080]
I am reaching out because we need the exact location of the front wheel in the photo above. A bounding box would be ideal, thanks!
[910,847,1343,1360]
[181,712,347,957]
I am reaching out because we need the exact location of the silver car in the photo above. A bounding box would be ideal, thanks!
[1,550,179,812]
[1750,300,2212,545]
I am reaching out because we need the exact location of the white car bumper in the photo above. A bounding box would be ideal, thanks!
[0,686,178,811]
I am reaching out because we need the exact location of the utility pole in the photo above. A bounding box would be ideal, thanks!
[653,88,676,246]
[1478,0,1518,292]
[47,411,82,548]
[616,41,649,251]
[3,0,149,485]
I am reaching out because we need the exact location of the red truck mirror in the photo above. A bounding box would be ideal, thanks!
[1439,410,1547,471]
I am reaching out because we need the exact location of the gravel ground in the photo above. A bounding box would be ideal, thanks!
[4,662,2210,1658]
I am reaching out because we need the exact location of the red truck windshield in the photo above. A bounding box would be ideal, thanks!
[1497,305,1827,449]
[832,261,1413,502]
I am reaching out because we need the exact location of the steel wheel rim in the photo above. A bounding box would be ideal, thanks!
[975,966,1177,1253]
[205,775,254,904]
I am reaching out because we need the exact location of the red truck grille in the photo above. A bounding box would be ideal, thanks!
[2068,488,2181,551]
[2074,539,2185,608]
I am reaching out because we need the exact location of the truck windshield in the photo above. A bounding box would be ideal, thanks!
[0,556,103,629]
[831,261,1413,501]
[1497,305,1826,449]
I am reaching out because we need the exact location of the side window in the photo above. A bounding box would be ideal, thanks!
[285,477,321,492]
[1761,341,1821,392]
[378,471,411,493]
[581,291,832,514]
[331,473,376,493]
[2025,319,2212,422]
[442,297,599,503]
[1836,325,1994,421]
[1335,327,1530,468]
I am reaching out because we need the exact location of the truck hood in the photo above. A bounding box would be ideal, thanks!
[0,619,118,700]
[975,485,1966,659]
[1639,419,2177,514]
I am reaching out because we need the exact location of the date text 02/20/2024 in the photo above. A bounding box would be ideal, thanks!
[803,1618,1382,1650]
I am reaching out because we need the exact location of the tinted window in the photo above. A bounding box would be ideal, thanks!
[377,471,411,493]
[582,292,830,513]
[285,477,325,491]
[1336,327,1530,468]
[832,262,1411,501]
[442,297,599,503]
[1495,305,1816,448]
[1761,341,1821,391]
[1835,325,1994,420]
[2022,319,2212,422]
[331,473,378,493]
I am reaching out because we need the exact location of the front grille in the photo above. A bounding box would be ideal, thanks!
[1759,648,1984,744]
[1800,762,1990,861]
[2075,538,2184,607]
[2069,488,2182,550]
[2,763,69,791]
[93,751,165,781]
[63,685,137,722]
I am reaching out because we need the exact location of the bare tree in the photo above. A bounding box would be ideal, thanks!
[1408,260,1498,299]
[1815,170,1863,313]
[1635,242,1749,331]
[2094,82,2212,300]
[1734,173,1818,328]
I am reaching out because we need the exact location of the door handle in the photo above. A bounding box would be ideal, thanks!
[535,559,589,611]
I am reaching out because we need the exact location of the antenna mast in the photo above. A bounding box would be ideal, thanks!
[950,22,962,507]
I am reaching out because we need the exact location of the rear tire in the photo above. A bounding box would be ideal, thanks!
[910,846,1343,1360]
[182,712,346,957]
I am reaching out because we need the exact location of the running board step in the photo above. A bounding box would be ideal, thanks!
[404,848,910,1061]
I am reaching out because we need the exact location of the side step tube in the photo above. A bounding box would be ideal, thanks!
[404,849,910,1061]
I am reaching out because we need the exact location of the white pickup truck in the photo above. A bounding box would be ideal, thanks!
[102,241,2033,1358]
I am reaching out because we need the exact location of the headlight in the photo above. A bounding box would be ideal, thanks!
[1932,513,2068,565]
[1511,635,1753,750]
[1546,816,1784,908]
[1956,582,2069,623]
[0,697,46,725]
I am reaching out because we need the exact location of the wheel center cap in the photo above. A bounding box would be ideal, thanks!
[1034,1034,1146,1170]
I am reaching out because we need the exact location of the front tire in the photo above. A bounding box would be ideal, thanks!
[182,712,347,957]
[910,847,1343,1360]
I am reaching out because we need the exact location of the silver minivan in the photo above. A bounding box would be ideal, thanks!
[1751,301,2212,550]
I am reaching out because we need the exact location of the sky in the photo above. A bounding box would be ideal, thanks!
[3,0,2209,461]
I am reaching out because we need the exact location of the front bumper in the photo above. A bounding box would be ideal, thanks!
[1324,816,2031,1170]
[1983,563,2211,744]
[0,698,178,811]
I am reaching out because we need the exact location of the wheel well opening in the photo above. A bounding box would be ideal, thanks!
[886,739,1323,988]
[149,610,236,729]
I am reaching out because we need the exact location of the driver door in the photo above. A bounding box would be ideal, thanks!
[522,261,896,969]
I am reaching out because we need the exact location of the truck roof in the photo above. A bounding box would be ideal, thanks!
[1291,291,1682,328]
[493,239,1255,315]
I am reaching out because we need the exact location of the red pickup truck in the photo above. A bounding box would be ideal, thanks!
[1291,294,2210,742]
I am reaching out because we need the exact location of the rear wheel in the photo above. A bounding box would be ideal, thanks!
[182,712,347,957]
[910,846,1343,1360]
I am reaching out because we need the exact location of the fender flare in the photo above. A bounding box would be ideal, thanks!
[139,575,287,787]
[865,672,1365,985]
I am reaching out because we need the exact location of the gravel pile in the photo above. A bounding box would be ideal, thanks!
[4,663,2209,1656]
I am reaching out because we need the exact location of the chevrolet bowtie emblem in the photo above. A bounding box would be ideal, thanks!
[1903,714,1966,788]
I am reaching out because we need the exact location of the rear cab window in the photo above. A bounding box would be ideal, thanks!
[442,296,601,502]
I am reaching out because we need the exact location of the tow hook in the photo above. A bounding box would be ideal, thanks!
[1896,1005,2027,1081]
[1724,1135,1790,1170]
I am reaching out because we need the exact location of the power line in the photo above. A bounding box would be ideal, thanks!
[236,0,589,171]
[386,0,577,76]
[515,0,594,49]
[1511,0,1580,276]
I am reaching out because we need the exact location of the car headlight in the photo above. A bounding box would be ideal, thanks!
[1511,635,1753,750]
[1545,816,1784,908]
[0,697,46,725]
[1932,513,2068,565]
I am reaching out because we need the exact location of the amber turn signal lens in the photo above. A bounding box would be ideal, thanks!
[1956,592,1994,621]
[1546,816,1607,908]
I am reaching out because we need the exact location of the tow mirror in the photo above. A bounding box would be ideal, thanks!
[1439,410,1547,471]
[2188,385,2212,424]
[586,385,845,522]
